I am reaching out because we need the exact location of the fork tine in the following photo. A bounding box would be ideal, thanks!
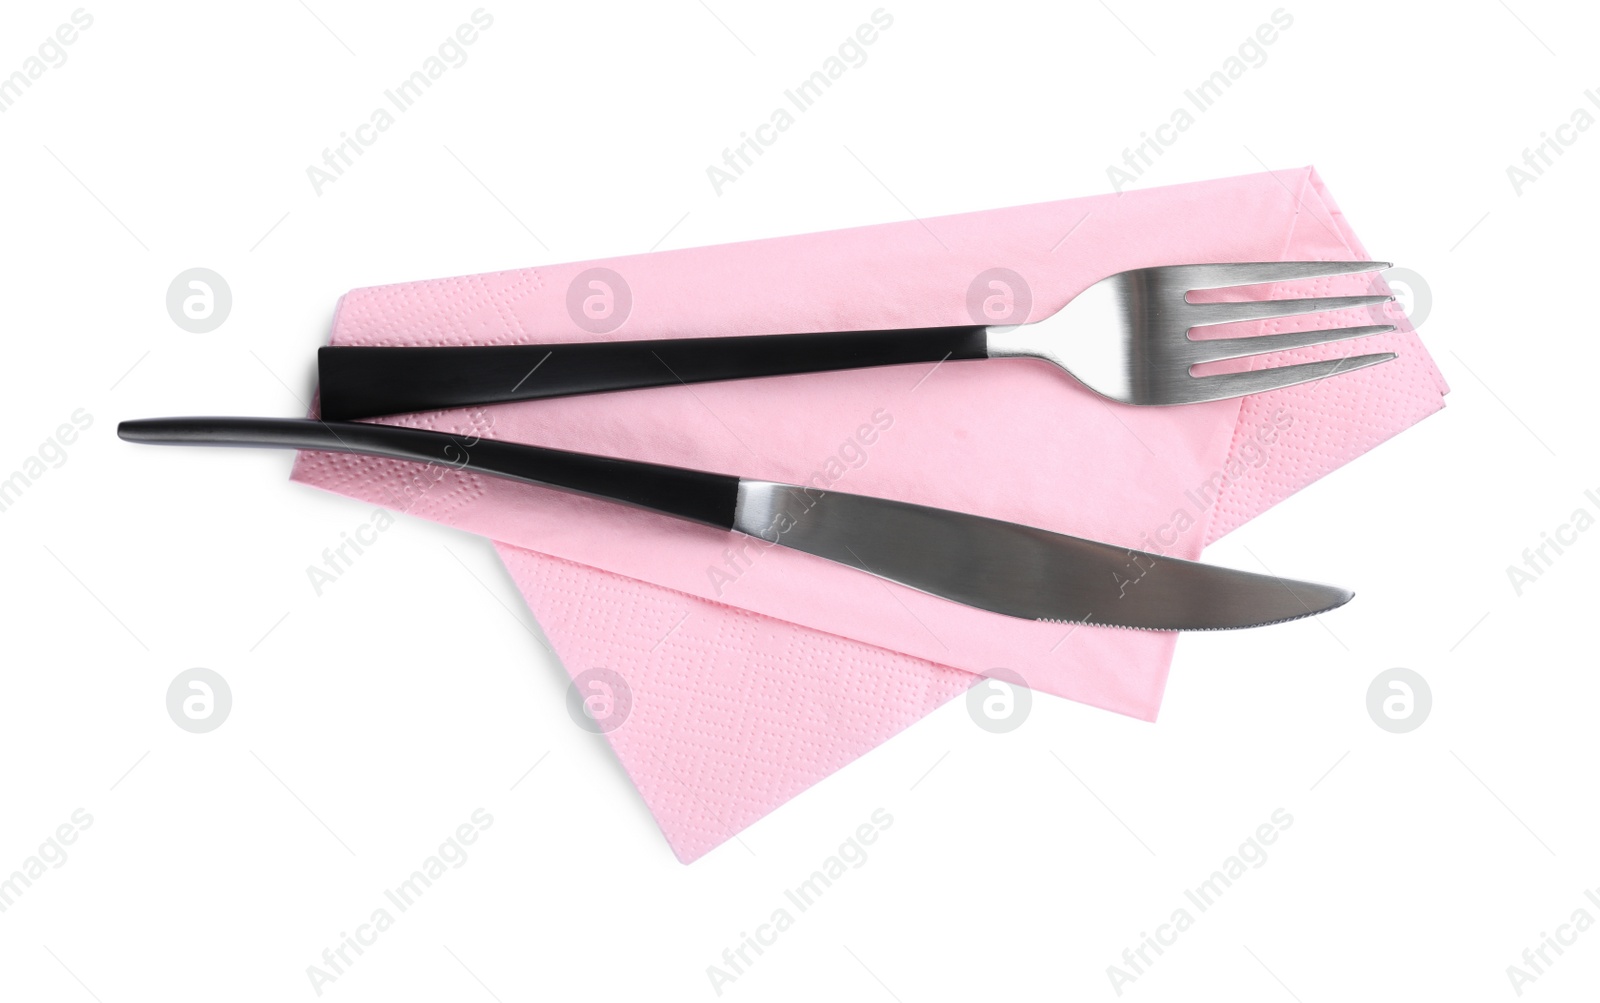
[1187,324,1394,364]
[1187,294,1392,328]
[1170,261,1392,290]
[1189,353,1397,400]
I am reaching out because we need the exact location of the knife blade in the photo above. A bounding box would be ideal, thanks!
[118,417,1351,631]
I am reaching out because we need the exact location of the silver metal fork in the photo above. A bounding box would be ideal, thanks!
[985,259,1396,405]
[316,260,1399,420]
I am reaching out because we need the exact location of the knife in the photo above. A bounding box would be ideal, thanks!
[117,417,1352,631]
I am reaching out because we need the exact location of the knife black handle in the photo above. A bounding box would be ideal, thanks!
[317,326,990,420]
[117,417,741,529]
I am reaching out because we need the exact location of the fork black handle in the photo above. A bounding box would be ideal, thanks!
[317,326,990,420]
[117,417,742,528]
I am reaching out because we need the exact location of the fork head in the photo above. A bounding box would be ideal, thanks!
[984,261,1399,405]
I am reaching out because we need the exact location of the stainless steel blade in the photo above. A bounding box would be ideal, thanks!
[732,481,1351,631]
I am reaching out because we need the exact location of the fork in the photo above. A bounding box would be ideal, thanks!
[317,260,1398,420]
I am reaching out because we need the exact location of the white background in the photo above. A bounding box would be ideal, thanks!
[1,1,1596,1000]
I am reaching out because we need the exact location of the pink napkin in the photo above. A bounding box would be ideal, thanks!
[292,167,1446,861]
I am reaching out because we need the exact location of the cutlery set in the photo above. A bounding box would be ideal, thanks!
[123,259,1398,632]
